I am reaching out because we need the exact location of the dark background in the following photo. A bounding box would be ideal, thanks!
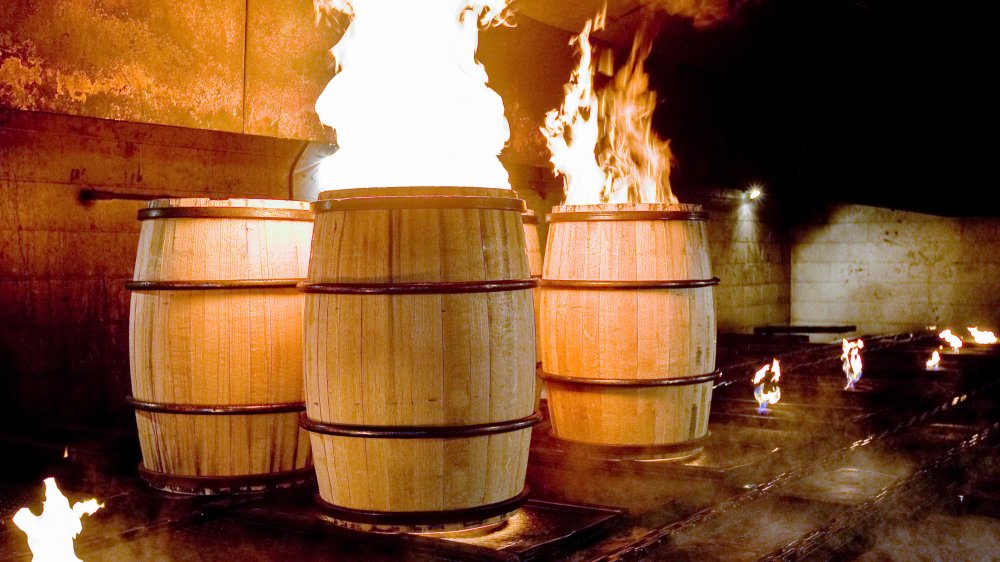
[643,0,999,216]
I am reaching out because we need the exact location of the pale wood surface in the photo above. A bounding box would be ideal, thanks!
[129,198,313,477]
[305,187,536,515]
[539,203,716,449]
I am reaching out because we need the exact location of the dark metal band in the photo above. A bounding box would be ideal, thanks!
[522,213,539,224]
[138,208,313,221]
[316,487,529,527]
[546,210,707,223]
[127,396,306,415]
[300,411,542,439]
[138,464,314,495]
[126,279,304,291]
[539,278,720,290]
[554,433,711,456]
[298,278,538,295]
[313,196,525,213]
[539,369,722,388]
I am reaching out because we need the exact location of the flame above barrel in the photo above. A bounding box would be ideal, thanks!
[313,0,513,191]
[542,9,677,205]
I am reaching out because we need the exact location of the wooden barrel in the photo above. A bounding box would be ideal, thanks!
[538,203,718,461]
[522,210,544,407]
[301,187,539,533]
[127,198,314,494]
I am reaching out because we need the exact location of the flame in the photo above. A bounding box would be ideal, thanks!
[939,329,963,351]
[968,326,998,345]
[541,10,605,205]
[841,338,864,390]
[12,478,102,562]
[312,0,513,192]
[926,350,941,369]
[752,359,781,413]
[542,10,677,205]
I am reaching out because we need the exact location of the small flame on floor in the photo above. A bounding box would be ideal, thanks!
[926,349,941,369]
[939,329,963,351]
[841,338,864,390]
[12,478,102,562]
[752,359,781,414]
[968,327,998,345]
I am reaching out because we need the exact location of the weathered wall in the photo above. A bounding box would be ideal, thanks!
[791,204,1000,335]
[0,108,303,426]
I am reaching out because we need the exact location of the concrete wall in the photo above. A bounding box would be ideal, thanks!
[0,108,303,426]
[698,192,791,332]
[791,204,1000,335]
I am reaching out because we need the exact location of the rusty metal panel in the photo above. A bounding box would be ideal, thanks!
[244,0,336,141]
[0,0,246,133]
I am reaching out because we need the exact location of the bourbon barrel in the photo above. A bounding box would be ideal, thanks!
[522,210,544,407]
[127,199,314,494]
[538,204,718,460]
[301,187,539,533]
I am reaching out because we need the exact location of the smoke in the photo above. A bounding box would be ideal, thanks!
[648,0,759,28]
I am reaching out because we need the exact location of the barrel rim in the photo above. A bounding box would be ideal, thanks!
[546,210,708,223]
[126,279,304,291]
[127,396,306,415]
[298,279,538,295]
[539,278,720,290]
[522,210,539,224]
[300,411,541,439]
[312,195,525,213]
[138,464,314,495]
[538,369,722,387]
[317,186,514,199]
[315,486,529,527]
[138,207,314,221]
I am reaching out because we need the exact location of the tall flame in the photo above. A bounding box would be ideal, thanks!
[752,359,781,413]
[926,349,941,369]
[541,11,605,205]
[12,478,102,562]
[542,11,677,205]
[968,326,998,345]
[841,338,864,390]
[939,329,963,351]
[313,0,513,191]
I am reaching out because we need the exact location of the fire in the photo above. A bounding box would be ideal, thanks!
[542,11,677,205]
[968,326,998,345]
[312,0,513,192]
[752,359,781,413]
[841,338,863,390]
[939,329,963,351]
[12,478,102,562]
[926,350,941,369]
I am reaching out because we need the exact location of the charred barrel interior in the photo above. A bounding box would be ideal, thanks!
[3,1,1000,561]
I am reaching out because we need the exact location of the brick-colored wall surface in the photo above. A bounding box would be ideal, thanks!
[791,204,1000,335]
[0,108,303,426]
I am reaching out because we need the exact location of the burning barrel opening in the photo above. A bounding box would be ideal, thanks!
[539,203,719,460]
[300,187,539,533]
[127,198,315,494]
